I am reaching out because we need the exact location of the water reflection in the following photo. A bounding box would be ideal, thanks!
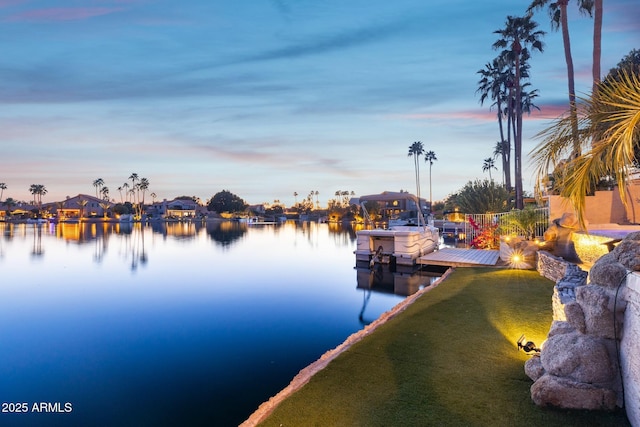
[0,219,415,426]
[355,264,447,325]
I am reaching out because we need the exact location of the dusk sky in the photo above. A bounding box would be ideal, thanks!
[1,0,639,206]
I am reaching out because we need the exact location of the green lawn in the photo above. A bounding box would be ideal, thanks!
[257,267,630,427]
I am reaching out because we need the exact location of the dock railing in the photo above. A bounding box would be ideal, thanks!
[464,207,550,247]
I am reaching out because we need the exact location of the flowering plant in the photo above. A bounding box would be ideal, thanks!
[468,216,499,249]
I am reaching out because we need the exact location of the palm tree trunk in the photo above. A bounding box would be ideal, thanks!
[429,163,433,213]
[496,99,511,190]
[514,41,524,210]
[592,0,602,92]
[560,1,580,157]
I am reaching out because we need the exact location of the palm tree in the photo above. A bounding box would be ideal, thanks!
[293,192,298,206]
[477,57,512,191]
[29,184,47,214]
[408,141,424,199]
[100,186,109,200]
[531,70,640,228]
[99,201,111,218]
[122,182,130,202]
[0,182,6,202]
[493,14,545,209]
[137,178,149,218]
[93,178,104,198]
[77,198,88,219]
[129,173,139,187]
[4,197,16,217]
[527,0,593,158]
[150,192,157,204]
[424,150,437,213]
[483,157,497,180]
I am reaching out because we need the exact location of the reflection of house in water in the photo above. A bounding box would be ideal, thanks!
[149,221,203,239]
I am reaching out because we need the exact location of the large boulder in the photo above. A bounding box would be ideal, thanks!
[540,331,613,384]
[530,374,617,410]
[589,258,628,289]
[611,231,640,271]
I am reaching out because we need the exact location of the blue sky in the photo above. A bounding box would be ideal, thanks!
[1,0,638,206]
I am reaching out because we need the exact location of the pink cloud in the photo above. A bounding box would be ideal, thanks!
[389,104,570,122]
[6,7,124,22]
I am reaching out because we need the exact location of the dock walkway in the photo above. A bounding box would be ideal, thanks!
[418,248,501,267]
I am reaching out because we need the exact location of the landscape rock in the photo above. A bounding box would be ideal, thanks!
[589,259,628,289]
[524,356,545,382]
[540,332,613,385]
[564,301,586,333]
[576,285,625,339]
[546,320,575,338]
[611,232,640,271]
[530,374,617,410]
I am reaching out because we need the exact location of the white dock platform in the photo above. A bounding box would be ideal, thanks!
[418,248,501,267]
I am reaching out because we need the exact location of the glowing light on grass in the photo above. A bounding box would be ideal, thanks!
[508,249,531,269]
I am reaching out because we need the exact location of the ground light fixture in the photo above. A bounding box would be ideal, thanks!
[517,334,541,354]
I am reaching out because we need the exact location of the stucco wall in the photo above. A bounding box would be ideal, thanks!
[623,273,640,427]
[547,181,640,226]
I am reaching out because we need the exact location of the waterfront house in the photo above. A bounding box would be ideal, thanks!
[43,194,112,220]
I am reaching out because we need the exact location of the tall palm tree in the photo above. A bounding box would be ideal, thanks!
[0,182,6,202]
[424,150,437,213]
[122,182,130,202]
[408,141,424,199]
[531,70,640,228]
[528,0,593,158]
[93,178,104,198]
[477,57,512,191]
[493,14,545,209]
[483,157,497,180]
[29,184,47,214]
[100,186,109,200]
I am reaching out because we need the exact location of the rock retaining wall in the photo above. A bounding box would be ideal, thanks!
[533,242,639,426]
[622,273,640,426]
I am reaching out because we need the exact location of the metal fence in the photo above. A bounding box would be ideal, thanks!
[464,207,550,247]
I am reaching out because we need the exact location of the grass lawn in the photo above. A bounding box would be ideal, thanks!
[257,267,631,426]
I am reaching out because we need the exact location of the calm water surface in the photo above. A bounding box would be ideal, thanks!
[0,220,439,426]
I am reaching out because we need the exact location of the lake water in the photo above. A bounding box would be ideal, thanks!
[0,220,442,426]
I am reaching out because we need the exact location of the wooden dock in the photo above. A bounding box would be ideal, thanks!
[418,248,501,268]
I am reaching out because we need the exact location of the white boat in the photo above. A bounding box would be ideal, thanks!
[355,192,439,267]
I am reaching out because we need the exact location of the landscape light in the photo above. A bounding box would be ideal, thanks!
[517,334,540,354]
[508,249,528,269]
